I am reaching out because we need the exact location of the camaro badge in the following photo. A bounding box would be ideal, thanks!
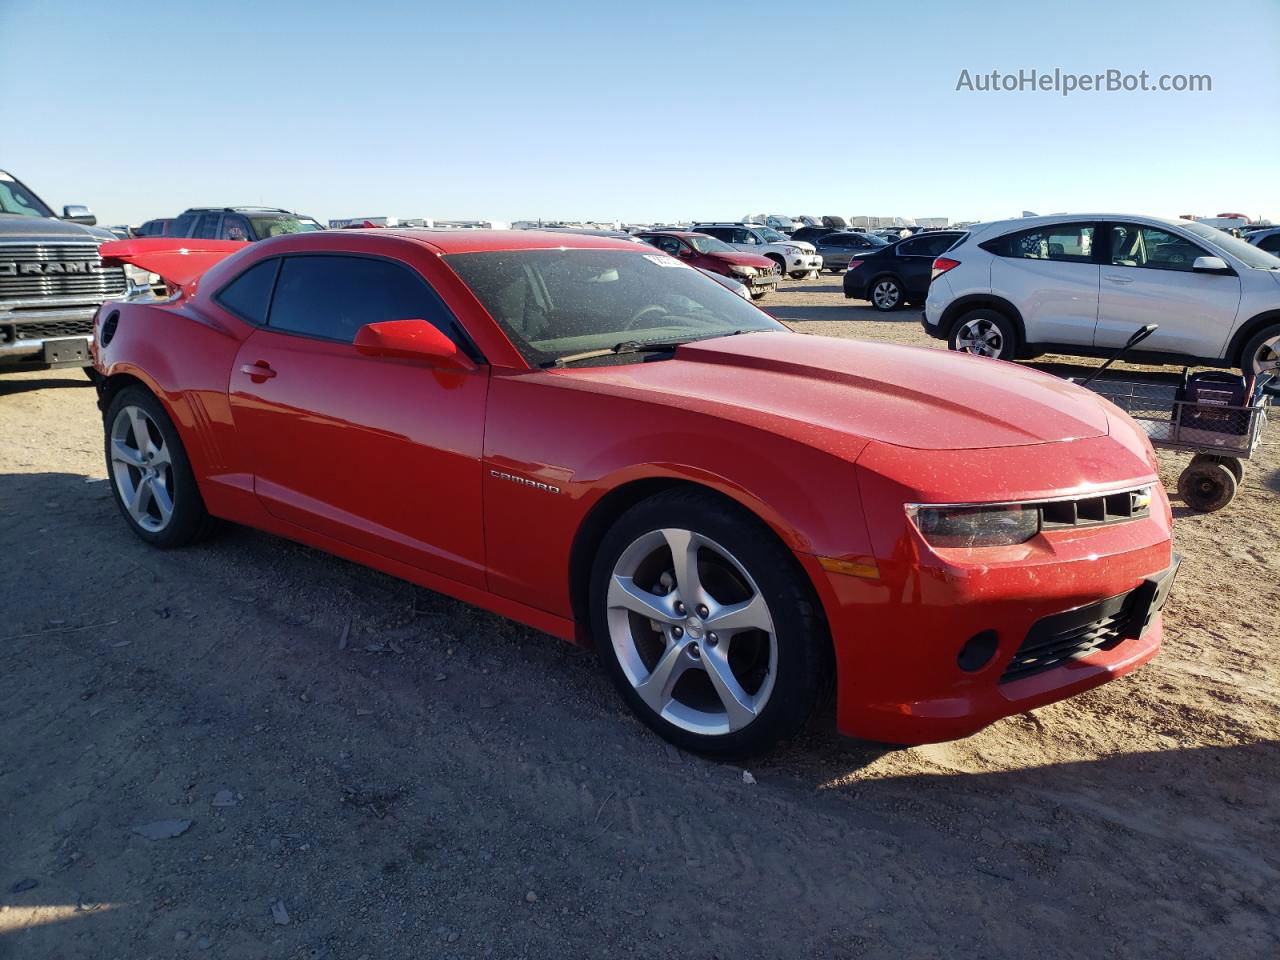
[490,469,561,494]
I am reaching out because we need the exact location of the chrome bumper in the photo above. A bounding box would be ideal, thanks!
[0,334,91,360]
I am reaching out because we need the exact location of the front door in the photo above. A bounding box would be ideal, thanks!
[226,253,489,587]
[1095,221,1242,358]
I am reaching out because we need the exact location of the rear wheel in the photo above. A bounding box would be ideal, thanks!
[948,308,1016,360]
[869,276,904,311]
[590,489,827,756]
[1178,460,1237,512]
[104,386,216,547]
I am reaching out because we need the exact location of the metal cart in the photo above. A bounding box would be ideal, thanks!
[1078,376,1270,511]
[1042,324,1276,512]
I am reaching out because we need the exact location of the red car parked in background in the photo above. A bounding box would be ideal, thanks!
[636,230,779,299]
[93,229,1177,755]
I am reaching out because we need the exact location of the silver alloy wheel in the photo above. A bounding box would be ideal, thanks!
[1251,334,1280,377]
[954,316,1005,357]
[871,279,900,309]
[606,528,777,736]
[109,405,175,532]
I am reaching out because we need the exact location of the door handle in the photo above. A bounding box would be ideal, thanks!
[1105,275,1134,284]
[239,361,277,381]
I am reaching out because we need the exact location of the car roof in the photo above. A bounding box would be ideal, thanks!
[181,206,297,215]
[970,213,1196,232]
[637,229,711,238]
[348,229,652,255]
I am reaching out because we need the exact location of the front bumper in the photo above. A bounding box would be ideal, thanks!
[802,462,1176,745]
[0,305,98,370]
[808,548,1176,744]
[785,254,823,275]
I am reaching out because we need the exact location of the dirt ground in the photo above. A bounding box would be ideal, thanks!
[1,277,1277,959]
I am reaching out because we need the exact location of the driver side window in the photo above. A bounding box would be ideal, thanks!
[652,236,683,257]
[1110,224,1206,273]
[267,255,461,345]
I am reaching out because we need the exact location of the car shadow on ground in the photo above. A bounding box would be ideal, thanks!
[0,373,95,397]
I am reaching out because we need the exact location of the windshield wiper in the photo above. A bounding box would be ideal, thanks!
[546,332,749,368]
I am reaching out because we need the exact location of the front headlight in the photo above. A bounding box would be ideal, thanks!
[782,245,800,255]
[908,504,1039,548]
[729,265,755,277]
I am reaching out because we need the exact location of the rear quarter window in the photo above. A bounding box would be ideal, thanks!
[215,258,280,325]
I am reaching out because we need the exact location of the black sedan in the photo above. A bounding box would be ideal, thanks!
[811,231,888,271]
[842,230,964,311]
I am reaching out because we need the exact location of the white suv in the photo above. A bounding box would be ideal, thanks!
[693,223,823,279]
[922,214,1280,377]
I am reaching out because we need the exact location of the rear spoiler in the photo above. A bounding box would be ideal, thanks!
[99,238,247,292]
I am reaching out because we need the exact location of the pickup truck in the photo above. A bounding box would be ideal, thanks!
[0,169,142,374]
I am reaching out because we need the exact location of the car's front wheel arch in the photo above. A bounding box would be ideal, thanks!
[586,485,833,754]
[567,479,827,647]
[1227,311,1280,373]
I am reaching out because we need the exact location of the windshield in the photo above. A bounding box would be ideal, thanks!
[1180,220,1280,270]
[445,249,783,366]
[0,174,56,218]
[296,218,324,232]
[686,234,734,254]
[758,227,787,243]
[247,215,306,238]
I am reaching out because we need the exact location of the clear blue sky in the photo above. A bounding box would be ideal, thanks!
[3,0,1277,226]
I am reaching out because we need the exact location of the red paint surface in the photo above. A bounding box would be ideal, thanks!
[95,231,1175,744]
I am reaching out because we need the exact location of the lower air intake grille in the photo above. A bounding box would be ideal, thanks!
[11,318,95,340]
[1001,588,1142,682]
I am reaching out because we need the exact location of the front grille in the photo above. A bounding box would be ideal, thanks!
[8,318,95,341]
[0,242,127,302]
[1001,588,1141,682]
[1039,488,1152,530]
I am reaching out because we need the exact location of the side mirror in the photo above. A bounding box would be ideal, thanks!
[62,204,96,226]
[1192,255,1230,273]
[353,319,477,371]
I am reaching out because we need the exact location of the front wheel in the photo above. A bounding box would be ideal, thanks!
[104,386,216,547]
[590,489,828,756]
[948,309,1016,360]
[1240,325,1280,379]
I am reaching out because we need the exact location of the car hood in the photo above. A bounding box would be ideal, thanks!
[707,251,776,268]
[575,333,1109,451]
[0,214,114,243]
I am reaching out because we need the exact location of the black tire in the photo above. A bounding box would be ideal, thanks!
[589,488,829,756]
[103,385,218,547]
[947,307,1017,360]
[83,366,102,383]
[765,254,786,277]
[1177,461,1237,512]
[1189,453,1243,485]
[749,289,769,301]
[868,276,905,311]
[1239,324,1280,378]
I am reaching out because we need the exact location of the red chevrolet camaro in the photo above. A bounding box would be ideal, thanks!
[92,229,1178,754]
